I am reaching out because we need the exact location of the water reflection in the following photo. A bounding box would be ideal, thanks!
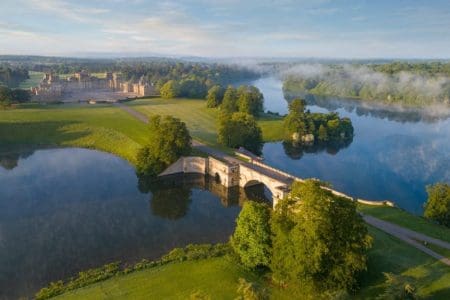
[0,148,271,299]
[282,138,353,160]
[0,149,34,170]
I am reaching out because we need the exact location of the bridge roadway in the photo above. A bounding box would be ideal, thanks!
[116,102,450,267]
[192,140,295,186]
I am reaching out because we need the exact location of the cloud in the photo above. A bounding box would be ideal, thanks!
[27,0,109,23]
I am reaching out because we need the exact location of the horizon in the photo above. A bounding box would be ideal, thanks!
[1,0,450,59]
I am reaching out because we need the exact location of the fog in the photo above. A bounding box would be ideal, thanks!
[281,63,450,103]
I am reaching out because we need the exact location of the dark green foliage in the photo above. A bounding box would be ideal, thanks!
[283,62,450,106]
[179,77,208,98]
[270,180,372,292]
[424,182,450,227]
[218,85,264,117]
[283,98,353,145]
[136,115,191,177]
[35,243,230,300]
[206,85,225,108]
[0,66,29,87]
[237,85,264,117]
[221,85,238,114]
[0,86,30,107]
[231,201,271,269]
[377,273,418,300]
[218,112,263,154]
[235,278,269,300]
[160,80,180,98]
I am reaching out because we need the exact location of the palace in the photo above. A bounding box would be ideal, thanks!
[31,71,155,102]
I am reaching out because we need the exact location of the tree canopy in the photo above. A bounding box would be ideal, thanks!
[0,86,31,107]
[136,115,192,177]
[231,201,271,269]
[218,112,263,154]
[283,98,353,145]
[206,85,225,108]
[270,180,372,291]
[159,80,180,99]
[424,182,450,227]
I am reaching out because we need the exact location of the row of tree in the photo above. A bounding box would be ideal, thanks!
[0,66,29,87]
[283,98,353,145]
[206,85,264,117]
[231,180,372,294]
[0,86,31,107]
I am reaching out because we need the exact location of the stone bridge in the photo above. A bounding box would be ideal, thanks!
[159,156,300,207]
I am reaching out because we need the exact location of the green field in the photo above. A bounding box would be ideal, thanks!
[55,225,450,300]
[0,103,148,164]
[17,71,44,89]
[126,98,284,146]
[0,98,284,163]
[358,204,450,244]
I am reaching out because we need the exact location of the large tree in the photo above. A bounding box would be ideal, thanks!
[237,85,264,117]
[271,180,372,292]
[218,112,263,154]
[424,182,450,227]
[206,85,225,108]
[160,80,180,99]
[136,115,191,177]
[231,201,272,269]
[221,85,238,114]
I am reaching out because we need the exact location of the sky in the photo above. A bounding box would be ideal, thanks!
[0,0,449,58]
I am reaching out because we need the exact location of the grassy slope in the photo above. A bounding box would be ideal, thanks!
[0,103,148,164]
[126,98,284,146]
[358,204,450,244]
[55,225,450,300]
[56,257,260,300]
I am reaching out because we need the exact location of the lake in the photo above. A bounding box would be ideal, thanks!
[0,148,270,299]
[253,76,450,214]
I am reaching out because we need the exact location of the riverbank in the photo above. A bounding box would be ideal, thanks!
[51,223,450,299]
[0,99,285,165]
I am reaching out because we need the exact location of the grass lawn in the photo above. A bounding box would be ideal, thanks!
[55,257,260,300]
[54,225,450,300]
[0,103,148,164]
[358,204,450,244]
[126,98,285,146]
[17,71,44,89]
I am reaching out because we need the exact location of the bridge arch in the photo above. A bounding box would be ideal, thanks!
[238,164,289,205]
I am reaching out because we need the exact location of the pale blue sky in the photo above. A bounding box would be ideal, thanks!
[1,0,449,58]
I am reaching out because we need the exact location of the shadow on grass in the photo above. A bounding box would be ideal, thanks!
[0,120,90,148]
[356,226,450,299]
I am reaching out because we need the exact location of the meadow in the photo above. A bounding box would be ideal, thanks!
[55,225,450,299]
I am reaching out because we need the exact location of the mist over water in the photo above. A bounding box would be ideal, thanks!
[251,76,450,214]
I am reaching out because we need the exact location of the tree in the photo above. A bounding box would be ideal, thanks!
[231,201,271,269]
[318,124,328,142]
[0,86,12,107]
[160,80,180,99]
[205,85,224,108]
[271,180,372,291]
[136,115,192,177]
[218,112,263,154]
[424,182,450,227]
[221,85,238,114]
[237,85,264,117]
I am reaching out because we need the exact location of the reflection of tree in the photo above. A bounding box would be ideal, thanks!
[0,150,34,170]
[151,186,192,220]
[284,91,450,124]
[282,137,353,160]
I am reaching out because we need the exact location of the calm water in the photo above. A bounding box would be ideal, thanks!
[0,148,270,299]
[253,77,450,214]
